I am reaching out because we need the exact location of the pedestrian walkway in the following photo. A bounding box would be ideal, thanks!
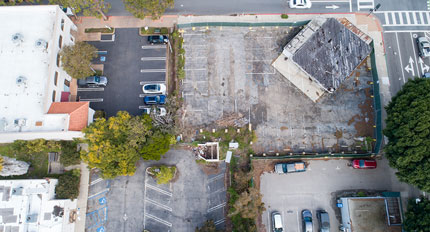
[75,162,90,232]
[72,16,178,41]
[357,0,374,11]
[377,11,430,27]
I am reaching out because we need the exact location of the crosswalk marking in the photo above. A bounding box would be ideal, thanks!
[357,0,374,11]
[379,11,430,27]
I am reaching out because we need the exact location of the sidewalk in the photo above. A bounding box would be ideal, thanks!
[74,161,90,232]
[72,15,178,41]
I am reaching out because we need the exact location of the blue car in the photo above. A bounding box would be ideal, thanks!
[148,35,168,45]
[144,95,166,105]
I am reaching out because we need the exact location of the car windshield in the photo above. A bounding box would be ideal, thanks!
[94,76,100,82]
[146,85,159,91]
[304,217,312,222]
[359,160,365,167]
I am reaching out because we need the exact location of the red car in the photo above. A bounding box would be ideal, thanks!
[352,159,377,169]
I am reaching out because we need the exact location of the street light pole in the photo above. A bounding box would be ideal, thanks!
[367,3,381,17]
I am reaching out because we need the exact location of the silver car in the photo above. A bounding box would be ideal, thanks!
[78,76,108,87]
[302,210,313,232]
[417,37,430,58]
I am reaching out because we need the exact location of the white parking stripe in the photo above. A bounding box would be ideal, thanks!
[146,184,173,197]
[90,178,103,185]
[214,219,225,225]
[141,57,166,61]
[139,81,165,85]
[145,198,173,211]
[207,202,226,213]
[141,45,166,49]
[144,213,172,227]
[140,69,166,73]
[80,98,103,102]
[208,173,225,182]
[77,87,104,91]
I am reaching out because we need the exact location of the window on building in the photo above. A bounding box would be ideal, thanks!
[56,54,60,67]
[52,90,56,102]
[64,79,70,87]
[35,121,43,126]
[58,35,63,49]
[54,72,58,86]
[70,35,74,42]
[61,19,65,31]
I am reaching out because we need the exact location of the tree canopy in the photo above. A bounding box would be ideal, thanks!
[403,197,430,232]
[0,0,39,6]
[60,42,97,79]
[49,0,110,19]
[195,220,219,232]
[81,111,174,179]
[383,78,430,191]
[123,0,173,20]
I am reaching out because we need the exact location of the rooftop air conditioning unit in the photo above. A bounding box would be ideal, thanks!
[16,76,27,86]
[35,39,47,49]
[12,33,24,45]
[14,119,26,127]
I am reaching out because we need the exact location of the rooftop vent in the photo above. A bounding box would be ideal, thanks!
[14,118,26,127]
[12,33,24,45]
[35,39,47,49]
[16,76,27,85]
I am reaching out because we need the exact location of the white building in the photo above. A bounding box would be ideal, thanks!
[0,179,77,232]
[0,5,94,143]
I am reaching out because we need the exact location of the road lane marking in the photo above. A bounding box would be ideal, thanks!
[145,198,173,211]
[395,32,406,83]
[144,213,172,227]
[413,12,418,24]
[410,32,421,77]
[384,12,390,25]
[146,184,173,197]
[398,12,403,25]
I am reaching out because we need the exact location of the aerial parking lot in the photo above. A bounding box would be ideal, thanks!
[78,28,168,117]
[180,25,375,154]
[258,158,421,232]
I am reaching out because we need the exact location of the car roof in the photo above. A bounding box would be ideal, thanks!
[273,213,282,228]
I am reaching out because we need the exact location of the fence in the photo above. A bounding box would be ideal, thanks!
[177,21,310,29]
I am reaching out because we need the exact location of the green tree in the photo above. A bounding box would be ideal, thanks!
[123,0,174,20]
[229,187,265,219]
[383,78,430,191]
[151,165,176,184]
[403,197,430,232]
[55,170,80,199]
[195,220,218,232]
[60,42,97,79]
[81,111,173,179]
[0,0,39,6]
[49,0,111,20]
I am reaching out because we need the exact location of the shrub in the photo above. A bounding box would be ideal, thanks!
[281,14,288,19]
[150,165,176,184]
[55,170,80,199]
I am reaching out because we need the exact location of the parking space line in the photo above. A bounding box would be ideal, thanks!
[208,173,224,182]
[141,57,166,61]
[144,213,172,227]
[88,189,109,199]
[145,198,173,211]
[146,184,173,197]
[207,202,226,213]
[214,218,225,226]
[139,105,148,109]
[140,69,166,73]
[139,81,165,85]
[209,188,226,195]
[141,45,166,49]
[80,98,103,102]
[77,87,104,91]
[90,178,103,185]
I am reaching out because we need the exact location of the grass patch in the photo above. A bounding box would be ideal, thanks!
[149,165,176,184]
[84,28,115,33]
[140,27,169,35]
[281,14,288,19]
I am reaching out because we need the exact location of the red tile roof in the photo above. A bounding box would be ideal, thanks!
[48,102,89,131]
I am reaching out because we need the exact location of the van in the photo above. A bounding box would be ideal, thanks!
[317,210,330,232]
[271,211,283,232]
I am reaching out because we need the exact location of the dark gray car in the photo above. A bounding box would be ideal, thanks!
[78,76,108,87]
[317,210,330,232]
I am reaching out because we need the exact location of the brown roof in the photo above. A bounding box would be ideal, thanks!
[48,102,89,131]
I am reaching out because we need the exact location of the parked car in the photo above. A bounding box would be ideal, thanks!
[289,0,312,9]
[417,37,430,58]
[275,162,306,174]
[144,95,166,105]
[148,35,168,45]
[142,83,166,94]
[143,107,167,116]
[317,210,330,232]
[352,159,377,169]
[78,76,108,87]
[271,211,283,232]
[423,72,430,78]
[302,210,313,232]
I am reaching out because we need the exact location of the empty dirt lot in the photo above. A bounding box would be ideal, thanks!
[180,26,374,154]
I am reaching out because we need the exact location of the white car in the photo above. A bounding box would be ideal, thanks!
[289,0,312,9]
[142,107,167,116]
[142,83,166,95]
[417,37,430,58]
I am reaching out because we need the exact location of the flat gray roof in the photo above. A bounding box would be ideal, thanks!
[291,18,372,92]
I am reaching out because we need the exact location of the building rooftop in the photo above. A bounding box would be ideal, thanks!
[283,17,372,92]
[0,179,76,232]
[48,102,90,131]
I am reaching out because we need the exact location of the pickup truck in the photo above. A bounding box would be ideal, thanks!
[275,162,306,174]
